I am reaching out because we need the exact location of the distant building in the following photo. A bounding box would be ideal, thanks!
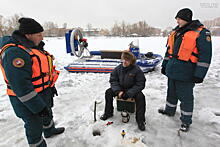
[44,28,69,37]
[130,33,139,37]
[210,26,220,36]
[82,28,101,36]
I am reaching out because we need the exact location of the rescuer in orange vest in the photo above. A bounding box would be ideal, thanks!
[158,8,212,132]
[0,18,64,147]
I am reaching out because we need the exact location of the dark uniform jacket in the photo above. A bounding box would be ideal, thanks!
[110,64,146,98]
[162,20,212,82]
[0,31,52,117]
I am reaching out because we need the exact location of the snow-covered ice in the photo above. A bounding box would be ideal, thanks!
[0,36,220,147]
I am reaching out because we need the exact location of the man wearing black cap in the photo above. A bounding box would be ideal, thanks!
[0,18,65,146]
[159,8,212,132]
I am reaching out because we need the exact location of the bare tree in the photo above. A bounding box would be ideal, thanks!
[6,14,23,35]
[43,21,58,30]
[0,14,23,36]
[110,20,161,37]
[0,15,5,36]
[99,29,110,36]
[111,22,122,36]
[43,21,58,36]
[121,21,126,36]
[62,23,67,29]
[86,23,92,31]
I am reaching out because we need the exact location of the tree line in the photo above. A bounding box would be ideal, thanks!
[0,14,20,37]
[203,17,220,36]
[109,21,161,37]
[0,14,161,37]
[1,14,220,37]
[0,14,68,37]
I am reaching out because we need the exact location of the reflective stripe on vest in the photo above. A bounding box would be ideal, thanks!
[0,43,54,96]
[167,27,204,63]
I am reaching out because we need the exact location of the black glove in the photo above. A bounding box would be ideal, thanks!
[51,86,58,97]
[115,90,121,96]
[39,107,50,117]
[121,92,129,100]
[83,42,88,48]
[161,67,166,75]
[192,76,203,83]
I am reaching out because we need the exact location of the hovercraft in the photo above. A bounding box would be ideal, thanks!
[64,29,163,73]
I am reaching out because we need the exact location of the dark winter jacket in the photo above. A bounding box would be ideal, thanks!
[162,20,212,82]
[0,31,53,117]
[110,64,146,98]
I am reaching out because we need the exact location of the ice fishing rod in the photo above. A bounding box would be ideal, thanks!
[94,101,97,122]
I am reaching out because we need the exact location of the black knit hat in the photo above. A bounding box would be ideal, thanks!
[18,17,44,34]
[175,8,193,22]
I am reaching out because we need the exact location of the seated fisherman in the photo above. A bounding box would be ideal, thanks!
[100,51,146,131]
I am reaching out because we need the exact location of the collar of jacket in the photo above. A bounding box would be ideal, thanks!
[121,64,134,72]
[173,20,204,37]
[12,30,45,50]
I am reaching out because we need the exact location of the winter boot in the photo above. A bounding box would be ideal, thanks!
[100,114,113,121]
[179,124,190,132]
[44,127,65,138]
[158,108,175,117]
[137,122,146,131]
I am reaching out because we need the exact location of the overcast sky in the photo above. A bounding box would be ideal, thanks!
[1,0,219,29]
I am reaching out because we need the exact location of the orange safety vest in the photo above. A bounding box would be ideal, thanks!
[0,43,60,96]
[167,26,204,63]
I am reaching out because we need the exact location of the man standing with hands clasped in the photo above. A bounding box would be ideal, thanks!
[0,17,65,146]
[159,8,212,132]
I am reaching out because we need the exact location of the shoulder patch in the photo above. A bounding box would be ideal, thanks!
[206,36,211,42]
[12,58,25,68]
[205,31,211,36]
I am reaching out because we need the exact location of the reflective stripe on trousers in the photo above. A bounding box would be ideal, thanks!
[181,110,193,116]
[43,120,54,129]
[166,101,177,108]
[29,137,44,147]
